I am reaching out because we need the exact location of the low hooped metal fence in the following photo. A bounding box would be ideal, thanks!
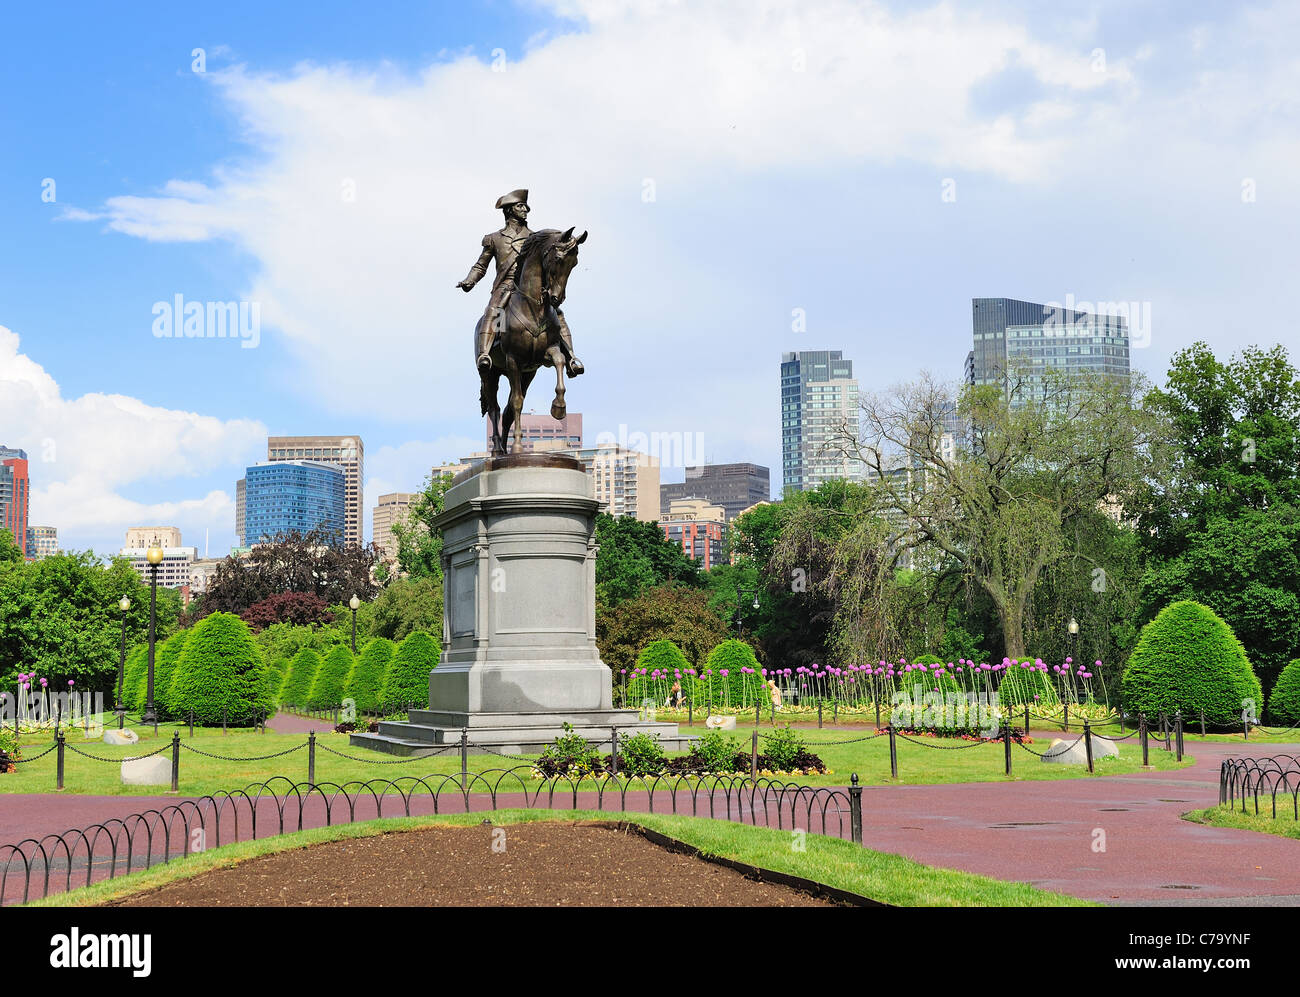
[0,767,860,906]
[1219,755,1300,818]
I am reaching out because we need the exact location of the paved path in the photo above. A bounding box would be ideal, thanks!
[4,740,1298,905]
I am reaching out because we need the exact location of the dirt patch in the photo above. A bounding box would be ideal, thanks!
[106,822,839,907]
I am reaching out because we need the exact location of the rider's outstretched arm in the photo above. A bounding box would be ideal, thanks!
[458,238,492,289]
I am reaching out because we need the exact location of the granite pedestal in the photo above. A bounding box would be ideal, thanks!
[350,454,691,756]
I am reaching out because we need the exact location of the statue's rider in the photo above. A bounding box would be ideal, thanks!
[457,189,584,377]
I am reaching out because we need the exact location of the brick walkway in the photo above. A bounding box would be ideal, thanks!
[3,739,1297,905]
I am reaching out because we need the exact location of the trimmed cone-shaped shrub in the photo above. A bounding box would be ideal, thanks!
[382,631,439,709]
[1267,659,1300,725]
[280,648,321,709]
[153,630,191,720]
[346,638,396,712]
[120,644,148,712]
[266,656,289,702]
[638,639,690,672]
[309,645,354,709]
[168,612,275,727]
[1120,600,1263,728]
[624,639,692,708]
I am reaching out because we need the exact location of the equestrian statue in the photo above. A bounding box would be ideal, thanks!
[458,189,586,456]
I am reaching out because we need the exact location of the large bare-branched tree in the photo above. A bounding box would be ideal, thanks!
[831,368,1159,660]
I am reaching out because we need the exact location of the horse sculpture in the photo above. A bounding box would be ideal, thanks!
[478,226,587,455]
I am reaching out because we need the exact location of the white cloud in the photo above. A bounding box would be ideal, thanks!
[59,0,1300,493]
[0,326,265,554]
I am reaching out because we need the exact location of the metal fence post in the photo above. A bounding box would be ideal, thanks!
[874,698,881,728]
[1200,709,1206,736]
[188,710,194,739]
[818,700,823,729]
[1003,719,1012,775]
[849,773,863,845]
[610,726,619,776]
[833,700,838,723]
[170,732,180,792]
[755,701,760,726]
[307,731,316,789]
[1063,701,1069,730]
[1164,712,1171,751]
[1024,705,1029,734]
[888,724,898,779]
[1083,720,1094,773]
[1175,711,1183,761]
[56,728,65,791]
[222,706,227,737]
[750,730,758,781]
[687,696,692,726]
[460,728,468,791]
[1140,714,1149,766]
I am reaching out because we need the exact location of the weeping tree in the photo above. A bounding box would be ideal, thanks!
[771,479,901,664]
[830,367,1159,661]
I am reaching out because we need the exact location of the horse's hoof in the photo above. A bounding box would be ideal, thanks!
[551,399,566,420]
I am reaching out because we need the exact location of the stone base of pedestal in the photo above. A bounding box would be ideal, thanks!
[347,454,695,759]
[349,709,692,756]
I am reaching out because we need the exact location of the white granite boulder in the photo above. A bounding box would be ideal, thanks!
[121,755,171,786]
[103,728,140,746]
[1039,734,1120,764]
[705,715,737,730]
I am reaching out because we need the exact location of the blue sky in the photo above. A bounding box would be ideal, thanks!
[1,0,1295,557]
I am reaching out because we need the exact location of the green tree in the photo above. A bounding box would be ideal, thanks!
[280,648,322,708]
[153,629,191,720]
[596,584,729,673]
[392,472,455,580]
[594,514,701,606]
[1267,659,1300,725]
[346,637,396,712]
[840,368,1158,659]
[308,645,354,709]
[168,612,275,726]
[1120,600,1262,728]
[382,631,440,708]
[1134,343,1300,688]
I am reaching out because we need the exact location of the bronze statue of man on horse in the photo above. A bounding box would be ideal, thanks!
[457,189,587,456]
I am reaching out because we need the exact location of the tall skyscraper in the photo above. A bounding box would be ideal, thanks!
[372,492,417,562]
[969,297,1131,404]
[266,436,363,545]
[0,446,30,558]
[242,460,347,546]
[780,351,861,496]
[660,462,770,522]
[485,411,583,452]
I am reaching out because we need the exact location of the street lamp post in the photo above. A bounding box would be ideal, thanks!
[735,588,760,637]
[142,546,163,725]
[115,595,131,729]
[1066,616,1080,705]
[349,594,361,652]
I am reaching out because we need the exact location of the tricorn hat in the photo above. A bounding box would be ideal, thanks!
[495,188,529,209]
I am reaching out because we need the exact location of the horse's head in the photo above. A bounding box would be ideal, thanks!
[542,226,586,307]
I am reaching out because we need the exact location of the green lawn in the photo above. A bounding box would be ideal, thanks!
[26,808,1093,908]
[2,717,1191,796]
[1185,805,1300,837]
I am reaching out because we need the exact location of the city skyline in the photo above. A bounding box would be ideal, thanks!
[2,1,1294,557]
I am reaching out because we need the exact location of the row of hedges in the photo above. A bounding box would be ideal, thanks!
[278,631,440,712]
[119,614,442,726]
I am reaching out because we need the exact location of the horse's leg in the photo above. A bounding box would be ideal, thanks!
[487,370,505,456]
[546,344,567,420]
[503,355,523,454]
